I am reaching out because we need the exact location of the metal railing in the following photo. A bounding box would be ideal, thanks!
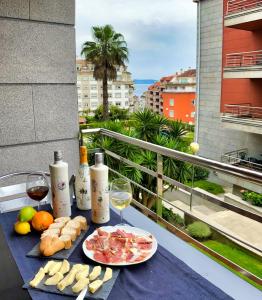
[81,128,262,283]
[222,149,262,171]
[223,104,262,119]
[226,0,262,15]
[225,50,262,68]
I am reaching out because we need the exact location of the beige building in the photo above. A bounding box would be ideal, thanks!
[76,59,134,113]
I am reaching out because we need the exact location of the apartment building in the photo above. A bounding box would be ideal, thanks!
[162,69,196,124]
[76,59,134,113]
[194,0,262,171]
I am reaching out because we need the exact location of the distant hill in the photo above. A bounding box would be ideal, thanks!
[134,79,157,84]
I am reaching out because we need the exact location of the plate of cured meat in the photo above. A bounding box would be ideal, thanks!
[82,226,158,266]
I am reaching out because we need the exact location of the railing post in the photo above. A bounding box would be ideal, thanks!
[156,154,163,218]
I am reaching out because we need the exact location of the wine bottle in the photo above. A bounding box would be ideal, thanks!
[90,153,110,224]
[49,150,71,218]
[75,146,91,210]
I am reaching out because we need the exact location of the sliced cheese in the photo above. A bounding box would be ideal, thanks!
[57,268,78,291]
[89,266,101,281]
[29,268,45,288]
[48,261,62,276]
[89,279,103,294]
[76,265,90,281]
[102,267,112,282]
[59,259,70,275]
[43,261,56,274]
[44,272,63,285]
[72,277,89,293]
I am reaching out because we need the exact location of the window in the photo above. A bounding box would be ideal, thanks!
[115,85,121,90]
[125,101,129,106]
[116,101,121,106]
[116,76,121,81]
[84,95,88,98]
[169,99,174,106]
[169,110,174,117]
[125,93,129,98]
[108,85,112,90]
[91,102,98,108]
[115,93,121,98]
[108,93,112,98]
[192,99,195,105]
[91,85,97,90]
[125,84,129,89]
[90,93,97,99]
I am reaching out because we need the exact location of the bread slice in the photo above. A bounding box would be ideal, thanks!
[73,216,88,231]
[54,217,71,224]
[41,229,60,239]
[39,236,65,256]
[49,222,65,230]
[61,227,77,241]
[65,220,81,236]
[59,235,72,249]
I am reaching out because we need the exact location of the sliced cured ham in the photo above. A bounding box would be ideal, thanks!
[85,228,153,264]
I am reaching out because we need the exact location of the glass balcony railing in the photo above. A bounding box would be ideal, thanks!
[81,128,262,287]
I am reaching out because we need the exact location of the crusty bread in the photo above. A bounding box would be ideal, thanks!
[73,216,88,230]
[49,222,65,230]
[39,236,65,256]
[61,227,77,241]
[65,220,81,236]
[59,235,72,249]
[41,229,60,239]
[54,217,71,224]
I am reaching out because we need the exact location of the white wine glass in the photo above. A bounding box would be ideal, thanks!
[110,178,132,225]
[26,173,49,210]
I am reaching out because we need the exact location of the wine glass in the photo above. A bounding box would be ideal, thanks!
[26,173,49,210]
[110,178,132,225]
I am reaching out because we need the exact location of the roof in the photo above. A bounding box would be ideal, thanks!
[160,75,175,82]
[177,69,196,77]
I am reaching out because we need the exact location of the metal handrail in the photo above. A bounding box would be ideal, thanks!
[227,0,262,14]
[82,128,262,184]
[0,171,50,182]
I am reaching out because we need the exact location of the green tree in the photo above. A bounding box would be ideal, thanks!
[81,25,128,120]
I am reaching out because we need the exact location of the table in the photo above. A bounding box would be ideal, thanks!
[0,205,261,300]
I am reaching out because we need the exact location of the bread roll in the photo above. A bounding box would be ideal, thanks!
[61,227,77,241]
[39,236,65,257]
[59,235,72,249]
[65,220,81,236]
[73,216,88,230]
[49,223,64,230]
[54,217,71,224]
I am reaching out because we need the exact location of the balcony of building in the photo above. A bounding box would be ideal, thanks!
[224,50,262,78]
[225,0,262,30]
[221,104,262,134]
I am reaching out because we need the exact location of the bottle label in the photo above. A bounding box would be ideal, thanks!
[75,165,91,210]
[91,178,109,223]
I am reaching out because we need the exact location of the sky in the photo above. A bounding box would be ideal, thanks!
[76,0,197,80]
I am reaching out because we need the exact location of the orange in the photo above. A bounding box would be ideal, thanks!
[31,211,54,231]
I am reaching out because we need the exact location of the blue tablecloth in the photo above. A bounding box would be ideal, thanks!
[0,206,232,300]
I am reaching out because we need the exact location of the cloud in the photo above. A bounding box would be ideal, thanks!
[76,0,197,79]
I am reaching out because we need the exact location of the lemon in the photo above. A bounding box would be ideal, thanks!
[18,206,37,222]
[14,221,31,235]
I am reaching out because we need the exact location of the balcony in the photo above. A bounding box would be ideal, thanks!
[79,128,262,292]
[221,104,262,134]
[224,50,262,78]
[225,0,262,30]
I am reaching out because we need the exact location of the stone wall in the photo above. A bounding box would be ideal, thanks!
[0,0,79,179]
[197,0,262,161]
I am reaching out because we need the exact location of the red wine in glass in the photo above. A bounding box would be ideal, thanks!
[26,174,49,210]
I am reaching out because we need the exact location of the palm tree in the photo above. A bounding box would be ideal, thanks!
[81,25,128,120]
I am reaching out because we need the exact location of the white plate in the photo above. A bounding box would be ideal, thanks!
[82,225,158,266]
